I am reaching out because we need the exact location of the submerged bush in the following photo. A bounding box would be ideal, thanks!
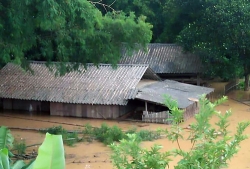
[136,129,162,141]
[110,95,250,169]
[13,138,27,155]
[93,123,125,145]
[41,126,79,146]
[41,126,66,135]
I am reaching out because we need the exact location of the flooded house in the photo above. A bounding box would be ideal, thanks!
[0,62,160,119]
[0,62,213,123]
[119,43,204,85]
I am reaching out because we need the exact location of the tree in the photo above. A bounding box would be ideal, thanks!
[95,0,177,43]
[97,0,211,43]
[177,0,250,90]
[0,0,152,74]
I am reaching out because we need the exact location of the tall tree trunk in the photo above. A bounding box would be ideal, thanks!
[244,74,249,91]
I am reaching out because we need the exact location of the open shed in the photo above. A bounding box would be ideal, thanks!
[135,80,214,123]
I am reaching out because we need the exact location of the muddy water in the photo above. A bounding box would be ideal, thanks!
[1,83,250,169]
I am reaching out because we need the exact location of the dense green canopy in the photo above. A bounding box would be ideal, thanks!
[2,0,249,89]
[177,0,250,90]
[0,0,152,73]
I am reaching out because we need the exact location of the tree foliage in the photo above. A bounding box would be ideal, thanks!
[0,0,152,73]
[177,0,250,90]
[110,95,250,169]
[97,0,177,43]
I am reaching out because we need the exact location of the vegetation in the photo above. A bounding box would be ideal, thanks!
[0,126,65,169]
[0,0,152,74]
[94,0,250,89]
[177,0,250,90]
[82,123,163,145]
[41,123,163,146]
[13,138,27,155]
[110,95,250,169]
[1,0,248,86]
[110,133,171,169]
[40,126,79,146]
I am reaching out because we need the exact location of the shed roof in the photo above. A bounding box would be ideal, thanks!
[136,80,214,109]
[119,43,203,74]
[0,62,160,105]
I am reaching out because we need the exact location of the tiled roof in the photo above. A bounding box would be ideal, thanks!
[136,80,214,109]
[119,43,203,74]
[0,62,159,105]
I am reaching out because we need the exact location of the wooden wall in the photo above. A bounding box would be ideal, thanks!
[50,102,128,119]
[2,99,50,112]
[183,102,199,120]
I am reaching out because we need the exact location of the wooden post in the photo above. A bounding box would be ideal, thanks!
[145,101,148,111]
[197,74,201,86]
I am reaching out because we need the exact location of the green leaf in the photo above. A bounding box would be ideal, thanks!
[12,160,26,169]
[0,126,14,149]
[32,133,65,169]
[0,148,10,169]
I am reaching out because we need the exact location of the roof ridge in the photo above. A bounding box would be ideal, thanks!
[27,61,150,67]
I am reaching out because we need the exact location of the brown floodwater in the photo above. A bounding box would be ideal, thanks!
[1,82,250,169]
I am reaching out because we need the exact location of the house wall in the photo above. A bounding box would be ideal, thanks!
[0,99,3,110]
[50,102,128,119]
[2,99,50,112]
[183,102,199,121]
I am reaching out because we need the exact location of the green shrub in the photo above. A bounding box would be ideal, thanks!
[93,123,125,145]
[41,126,66,135]
[110,95,250,169]
[125,127,137,135]
[83,123,94,135]
[13,138,27,155]
[110,134,171,169]
[136,129,162,141]
[82,123,95,142]
[41,126,80,146]
[63,131,79,147]
[237,80,245,90]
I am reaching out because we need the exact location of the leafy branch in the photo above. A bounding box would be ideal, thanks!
[88,0,117,12]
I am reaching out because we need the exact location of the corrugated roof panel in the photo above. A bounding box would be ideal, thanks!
[120,44,203,74]
[0,62,154,105]
[136,80,214,109]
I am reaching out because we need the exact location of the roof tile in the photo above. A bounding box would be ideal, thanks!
[0,62,158,105]
[120,44,203,74]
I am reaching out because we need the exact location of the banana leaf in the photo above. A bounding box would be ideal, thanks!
[0,127,14,149]
[32,133,65,169]
[0,148,10,169]
[12,160,26,169]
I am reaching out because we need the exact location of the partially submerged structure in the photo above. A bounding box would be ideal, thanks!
[0,62,213,123]
[120,43,204,85]
[0,62,159,119]
[136,80,214,123]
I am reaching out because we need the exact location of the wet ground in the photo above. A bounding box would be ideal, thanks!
[1,82,250,169]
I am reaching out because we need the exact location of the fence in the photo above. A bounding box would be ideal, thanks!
[224,79,240,95]
[183,102,199,121]
[142,111,172,124]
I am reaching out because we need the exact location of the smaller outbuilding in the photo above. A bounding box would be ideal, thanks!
[135,80,214,123]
